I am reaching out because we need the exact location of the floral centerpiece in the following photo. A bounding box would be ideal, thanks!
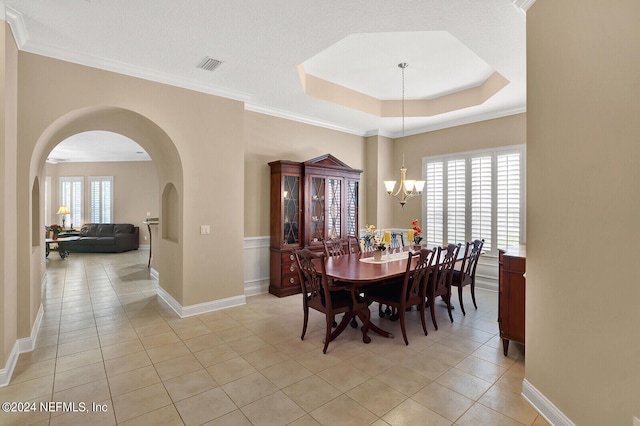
[47,224,63,240]
[363,224,387,260]
[410,219,423,245]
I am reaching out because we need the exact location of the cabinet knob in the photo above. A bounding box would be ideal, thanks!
[290,265,296,272]
[289,277,295,284]
[289,254,295,261]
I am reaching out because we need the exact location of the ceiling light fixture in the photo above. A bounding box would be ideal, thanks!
[383,63,425,207]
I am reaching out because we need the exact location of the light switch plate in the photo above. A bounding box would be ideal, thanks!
[200,225,210,235]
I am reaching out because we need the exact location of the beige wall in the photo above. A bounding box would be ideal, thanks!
[527,1,640,425]
[1,21,18,369]
[18,51,244,310]
[45,161,159,244]
[244,110,365,237]
[393,114,527,227]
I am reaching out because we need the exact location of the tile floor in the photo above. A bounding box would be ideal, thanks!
[0,250,550,426]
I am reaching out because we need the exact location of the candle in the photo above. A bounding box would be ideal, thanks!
[408,229,414,242]
[384,231,391,244]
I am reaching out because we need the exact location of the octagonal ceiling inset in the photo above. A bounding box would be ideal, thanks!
[298,31,509,118]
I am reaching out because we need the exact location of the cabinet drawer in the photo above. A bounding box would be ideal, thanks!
[281,261,298,276]
[282,273,300,288]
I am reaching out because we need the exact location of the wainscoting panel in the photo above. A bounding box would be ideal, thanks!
[243,236,271,296]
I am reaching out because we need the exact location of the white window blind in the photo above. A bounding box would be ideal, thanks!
[59,177,83,227]
[423,146,525,255]
[496,153,521,249]
[425,162,443,246]
[89,176,113,223]
[447,159,466,245]
[471,156,493,252]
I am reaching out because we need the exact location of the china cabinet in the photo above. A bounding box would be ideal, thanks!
[269,154,362,297]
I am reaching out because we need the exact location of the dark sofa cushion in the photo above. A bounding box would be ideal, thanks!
[114,224,134,234]
[95,224,115,236]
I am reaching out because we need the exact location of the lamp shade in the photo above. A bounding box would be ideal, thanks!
[56,206,70,215]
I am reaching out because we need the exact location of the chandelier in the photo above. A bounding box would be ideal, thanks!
[384,63,425,207]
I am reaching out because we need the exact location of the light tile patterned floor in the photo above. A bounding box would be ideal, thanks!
[0,250,550,426]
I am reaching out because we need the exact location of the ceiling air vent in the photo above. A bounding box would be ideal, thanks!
[198,57,223,72]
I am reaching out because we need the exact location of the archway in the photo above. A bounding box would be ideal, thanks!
[28,106,185,312]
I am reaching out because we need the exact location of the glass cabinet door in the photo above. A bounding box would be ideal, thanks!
[345,180,358,237]
[283,175,299,245]
[310,177,325,242]
[326,178,342,240]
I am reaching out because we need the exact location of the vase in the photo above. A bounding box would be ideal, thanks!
[53,234,58,240]
[373,250,383,260]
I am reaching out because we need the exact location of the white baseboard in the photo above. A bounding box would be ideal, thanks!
[0,304,44,387]
[522,379,575,426]
[157,286,246,318]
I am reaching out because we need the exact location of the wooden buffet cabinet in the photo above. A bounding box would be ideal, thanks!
[269,154,362,297]
[498,245,526,356]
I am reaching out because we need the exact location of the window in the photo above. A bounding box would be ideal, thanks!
[59,177,83,228]
[89,176,113,223]
[423,145,525,255]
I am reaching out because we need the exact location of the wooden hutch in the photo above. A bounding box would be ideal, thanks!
[269,154,362,297]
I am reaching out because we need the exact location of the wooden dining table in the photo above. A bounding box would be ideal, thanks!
[314,249,420,343]
[315,246,470,344]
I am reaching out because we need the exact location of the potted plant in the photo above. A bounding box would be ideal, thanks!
[47,224,63,240]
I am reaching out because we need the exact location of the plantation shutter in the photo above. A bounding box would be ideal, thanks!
[471,156,492,252]
[446,159,466,245]
[425,161,443,246]
[89,176,113,223]
[496,153,521,249]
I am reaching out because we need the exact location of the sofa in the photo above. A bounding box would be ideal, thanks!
[63,223,140,253]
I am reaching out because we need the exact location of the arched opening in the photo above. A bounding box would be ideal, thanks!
[29,106,184,302]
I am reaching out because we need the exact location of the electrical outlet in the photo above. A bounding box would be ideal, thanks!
[144,236,147,241]
[146,212,151,217]
[200,225,210,235]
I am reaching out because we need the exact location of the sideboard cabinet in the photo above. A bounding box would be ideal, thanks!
[269,154,362,297]
[498,245,526,355]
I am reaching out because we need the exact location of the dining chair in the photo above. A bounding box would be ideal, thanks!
[364,247,438,345]
[294,248,369,353]
[451,239,484,315]
[323,238,359,329]
[348,236,361,254]
[323,238,348,257]
[427,243,461,330]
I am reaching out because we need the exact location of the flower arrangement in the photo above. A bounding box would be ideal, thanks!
[411,219,423,244]
[363,224,387,251]
[47,224,63,236]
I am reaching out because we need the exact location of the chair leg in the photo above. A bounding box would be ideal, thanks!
[445,293,454,323]
[399,306,409,345]
[458,285,466,316]
[418,300,428,337]
[322,316,332,354]
[301,305,309,340]
[429,297,438,330]
[471,281,478,309]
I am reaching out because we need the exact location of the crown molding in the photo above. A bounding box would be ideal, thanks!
[512,0,537,15]
[4,6,28,48]
[244,103,367,137]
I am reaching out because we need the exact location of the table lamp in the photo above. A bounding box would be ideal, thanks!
[56,206,70,229]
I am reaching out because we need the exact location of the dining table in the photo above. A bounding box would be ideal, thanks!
[314,248,421,344]
[315,246,471,344]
